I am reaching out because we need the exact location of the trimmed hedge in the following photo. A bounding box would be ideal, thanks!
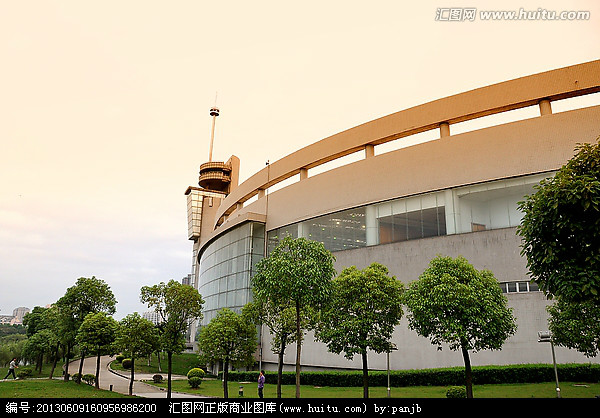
[82,374,95,386]
[446,386,467,398]
[16,367,34,380]
[225,364,600,387]
[187,368,205,379]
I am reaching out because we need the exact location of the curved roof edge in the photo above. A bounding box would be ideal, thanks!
[213,59,600,229]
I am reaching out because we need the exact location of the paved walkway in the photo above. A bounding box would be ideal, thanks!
[67,356,207,398]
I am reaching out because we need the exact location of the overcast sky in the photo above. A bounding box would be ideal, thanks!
[1,1,599,320]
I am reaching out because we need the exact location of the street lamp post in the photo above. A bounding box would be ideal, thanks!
[538,331,561,398]
[386,344,397,398]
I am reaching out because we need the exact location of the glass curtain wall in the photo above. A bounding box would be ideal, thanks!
[198,222,265,325]
[266,173,550,254]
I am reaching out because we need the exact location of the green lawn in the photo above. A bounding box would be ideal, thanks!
[109,352,201,376]
[0,379,131,398]
[1,376,598,399]
[3,355,599,399]
[1,362,64,380]
[144,378,600,398]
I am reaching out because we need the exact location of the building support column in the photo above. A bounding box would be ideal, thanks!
[444,190,458,235]
[366,205,378,246]
[300,168,308,180]
[440,122,450,138]
[539,99,552,116]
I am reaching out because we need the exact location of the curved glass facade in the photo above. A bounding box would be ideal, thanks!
[198,221,265,326]
[198,173,551,328]
[267,172,550,253]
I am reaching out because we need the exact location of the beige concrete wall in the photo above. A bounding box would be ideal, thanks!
[211,60,600,230]
[257,228,600,371]
[230,105,600,232]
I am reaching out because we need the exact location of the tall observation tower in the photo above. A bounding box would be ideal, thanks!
[184,104,239,347]
[197,106,235,193]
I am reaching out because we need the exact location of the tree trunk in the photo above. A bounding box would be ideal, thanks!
[37,353,43,375]
[295,301,301,399]
[157,351,162,372]
[461,345,473,398]
[277,343,286,398]
[167,351,173,399]
[49,343,59,379]
[129,356,135,396]
[77,352,85,384]
[361,350,369,399]
[63,344,71,382]
[95,353,101,389]
[223,358,229,398]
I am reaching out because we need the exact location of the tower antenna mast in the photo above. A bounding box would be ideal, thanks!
[208,92,219,162]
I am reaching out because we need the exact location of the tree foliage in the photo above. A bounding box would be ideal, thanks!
[56,276,117,382]
[251,236,336,398]
[547,298,600,358]
[23,307,47,337]
[245,299,299,398]
[116,312,161,395]
[140,279,204,398]
[517,140,600,303]
[197,308,257,398]
[403,255,517,398]
[76,312,119,389]
[317,263,404,398]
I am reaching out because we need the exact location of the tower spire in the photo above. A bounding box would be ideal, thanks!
[208,92,219,162]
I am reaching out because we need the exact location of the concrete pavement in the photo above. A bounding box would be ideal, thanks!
[67,356,207,398]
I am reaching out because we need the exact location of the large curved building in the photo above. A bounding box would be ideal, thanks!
[186,60,600,371]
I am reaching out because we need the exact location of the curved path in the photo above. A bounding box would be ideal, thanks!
[67,356,205,398]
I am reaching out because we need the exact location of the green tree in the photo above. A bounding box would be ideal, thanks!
[56,276,117,382]
[245,299,298,398]
[23,307,47,337]
[140,280,204,398]
[197,308,257,398]
[403,255,517,398]
[0,324,26,339]
[20,329,55,374]
[76,312,119,389]
[22,307,51,374]
[21,306,62,377]
[547,298,600,358]
[40,306,63,379]
[251,236,336,398]
[116,313,161,396]
[317,263,404,398]
[517,140,600,303]
[0,335,26,368]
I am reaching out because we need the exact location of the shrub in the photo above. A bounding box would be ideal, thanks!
[446,386,467,398]
[16,367,33,379]
[71,372,82,383]
[186,368,204,389]
[153,374,163,383]
[188,377,202,389]
[115,354,125,363]
[225,363,600,387]
[82,374,95,386]
[187,368,205,379]
[122,358,132,369]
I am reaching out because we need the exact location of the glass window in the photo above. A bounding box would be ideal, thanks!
[198,221,265,325]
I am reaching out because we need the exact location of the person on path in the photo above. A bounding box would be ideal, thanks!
[258,370,265,398]
[3,358,18,380]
